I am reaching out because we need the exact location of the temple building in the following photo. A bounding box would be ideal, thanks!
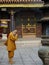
[0,0,44,38]
[38,0,49,36]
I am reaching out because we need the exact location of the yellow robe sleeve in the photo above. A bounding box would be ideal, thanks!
[10,32,18,41]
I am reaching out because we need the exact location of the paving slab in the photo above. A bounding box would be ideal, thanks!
[0,46,43,65]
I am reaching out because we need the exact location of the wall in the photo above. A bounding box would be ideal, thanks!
[36,23,42,37]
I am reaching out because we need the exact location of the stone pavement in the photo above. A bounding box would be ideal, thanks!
[0,46,43,65]
[0,38,43,65]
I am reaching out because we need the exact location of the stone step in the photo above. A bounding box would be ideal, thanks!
[16,40,41,47]
[0,38,41,47]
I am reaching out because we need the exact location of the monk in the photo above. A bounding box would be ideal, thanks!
[4,30,18,64]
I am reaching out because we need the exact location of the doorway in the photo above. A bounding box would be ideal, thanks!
[15,11,36,38]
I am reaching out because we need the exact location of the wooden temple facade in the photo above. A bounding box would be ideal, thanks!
[0,0,45,38]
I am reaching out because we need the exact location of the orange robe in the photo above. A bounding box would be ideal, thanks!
[5,32,18,58]
[7,32,18,51]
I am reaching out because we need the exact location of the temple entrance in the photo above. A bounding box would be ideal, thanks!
[15,10,36,38]
[22,23,36,38]
[0,8,41,38]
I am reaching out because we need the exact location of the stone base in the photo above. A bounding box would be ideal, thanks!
[44,58,49,65]
[2,34,7,40]
[23,35,36,38]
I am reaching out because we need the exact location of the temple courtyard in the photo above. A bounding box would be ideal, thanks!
[0,38,43,65]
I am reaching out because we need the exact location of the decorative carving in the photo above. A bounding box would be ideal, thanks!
[0,0,44,3]
[22,23,36,34]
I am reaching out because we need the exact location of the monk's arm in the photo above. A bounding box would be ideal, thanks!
[10,34,18,41]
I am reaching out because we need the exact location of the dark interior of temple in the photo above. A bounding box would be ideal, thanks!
[42,0,49,3]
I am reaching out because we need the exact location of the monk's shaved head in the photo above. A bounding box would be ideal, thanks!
[12,30,17,35]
